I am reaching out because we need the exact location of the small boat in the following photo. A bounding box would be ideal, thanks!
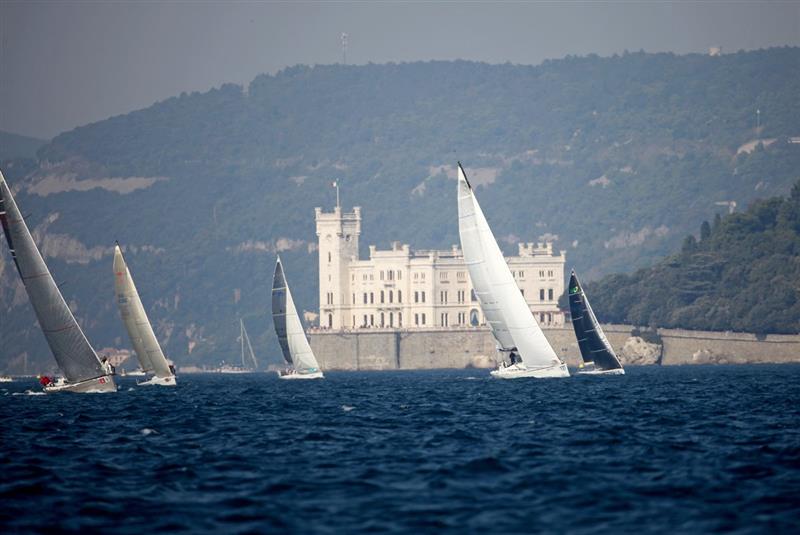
[568,270,625,375]
[113,244,176,386]
[272,256,324,380]
[457,163,569,379]
[239,318,259,371]
[0,170,116,393]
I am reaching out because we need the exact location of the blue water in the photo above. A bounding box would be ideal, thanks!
[1,365,799,533]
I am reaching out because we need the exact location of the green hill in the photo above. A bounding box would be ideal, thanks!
[1,48,799,372]
[0,130,47,160]
[585,180,800,334]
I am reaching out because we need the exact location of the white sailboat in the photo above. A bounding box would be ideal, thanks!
[239,318,258,371]
[457,163,569,379]
[272,256,324,380]
[113,244,176,386]
[0,170,116,392]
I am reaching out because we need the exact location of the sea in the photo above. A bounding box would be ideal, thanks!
[1,364,799,534]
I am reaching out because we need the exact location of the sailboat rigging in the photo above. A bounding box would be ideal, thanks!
[456,163,569,379]
[568,270,625,375]
[0,170,116,392]
[272,256,324,379]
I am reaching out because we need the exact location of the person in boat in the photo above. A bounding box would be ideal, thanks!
[168,364,176,375]
[101,357,115,376]
[39,375,53,387]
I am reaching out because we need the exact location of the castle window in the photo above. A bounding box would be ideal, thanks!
[548,289,553,300]
[370,292,374,304]
[539,289,545,301]
[381,291,385,304]
[389,312,393,327]
[370,314,374,326]
[440,272,448,280]
[414,272,418,280]
[415,313,419,326]
[328,314,333,328]
[511,271,516,277]
[389,290,393,303]
[457,312,465,325]
[470,309,480,326]
[421,273,425,280]
[421,313,426,325]
[328,252,331,263]
[548,270,554,278]
[363,314,367,327]
[520,289,525,297]
[539,270,545,279]
[398,313,402,327]
[547,312,552,323]
[414,291,419,303]
[539,313,545,323]
[380,313,385,327]
[352,315,355,326]
[352,294,355,304]
[398,271,402,280]
[388,270,394,281]
[370,274,374,281]
[363,274,368,281]
[363,293,367,304]
[421,291,426,303]
[471,289,477,302]
[519,271,524,278]
[398,290,402,303]
[440,291,448,304]
[441,313,449,326]
[457,290,465,304]
[457,271,466,281]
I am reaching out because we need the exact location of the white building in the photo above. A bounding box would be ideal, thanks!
[316,205,566,331]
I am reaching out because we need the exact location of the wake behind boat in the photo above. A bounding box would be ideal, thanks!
[568,270,625,375]
[0,170,116,393]
[272,256,324,380]
[114,244,176,386]
[456,163,569,379]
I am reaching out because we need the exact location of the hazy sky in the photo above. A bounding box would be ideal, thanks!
[1,1,798,139]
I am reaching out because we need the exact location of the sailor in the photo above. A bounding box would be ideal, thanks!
[101,357,115,376]
[168,364,176,375]
[39,375,52,387]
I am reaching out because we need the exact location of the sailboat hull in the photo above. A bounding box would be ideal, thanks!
[577,367,625,376]
[137,375,177,386]
[278,370,324,380]
[44,375,117,393]
[490,362,570,379]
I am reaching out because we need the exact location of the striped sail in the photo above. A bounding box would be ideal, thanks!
[113,244,173,378]
[0,171,105,382]
[271,256,320,372]
[457,163,564,370]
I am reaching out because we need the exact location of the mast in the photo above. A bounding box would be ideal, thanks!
[457,163,565,371]
[0,170,106,383]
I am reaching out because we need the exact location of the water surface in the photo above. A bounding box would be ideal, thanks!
[1,365,799,533]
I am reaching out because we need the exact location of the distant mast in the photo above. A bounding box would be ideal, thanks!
[341,32,348,65]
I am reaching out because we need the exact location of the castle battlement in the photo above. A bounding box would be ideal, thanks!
[315,205,566,331]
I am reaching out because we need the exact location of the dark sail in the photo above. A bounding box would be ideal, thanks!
[271,257,293,365]
[568,271,623,371]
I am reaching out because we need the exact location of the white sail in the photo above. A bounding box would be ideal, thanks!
[240,319,258,370]
[0,170,114,389]
[456,163,567,375]
[113,244,174,379]
[272,256,321,373]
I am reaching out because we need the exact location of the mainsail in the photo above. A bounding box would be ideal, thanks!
[271,256,320,372]
[239,319,258,370]
[568,271,623,371]
[0,171,105,383]
[113,244,173,378]
[456,163,565,371]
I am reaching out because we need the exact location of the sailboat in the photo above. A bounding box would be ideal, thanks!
[113,244,176,386]
[271,256,323,379]
[457,163,569,379]
[0,170,116,392]
[568,270,625,375]
[239,319,258,371]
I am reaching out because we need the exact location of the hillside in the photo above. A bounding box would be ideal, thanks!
[1,48,799,372]
[0,131,47,160]
[585,180,800,334]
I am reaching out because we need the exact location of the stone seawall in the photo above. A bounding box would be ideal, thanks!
[308,325,800,370]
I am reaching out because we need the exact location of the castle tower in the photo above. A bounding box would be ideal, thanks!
[315,205,361,329]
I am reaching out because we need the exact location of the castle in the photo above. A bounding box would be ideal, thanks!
[314,205,566,331]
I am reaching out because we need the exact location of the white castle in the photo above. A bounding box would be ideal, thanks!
[315,205,566,331]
